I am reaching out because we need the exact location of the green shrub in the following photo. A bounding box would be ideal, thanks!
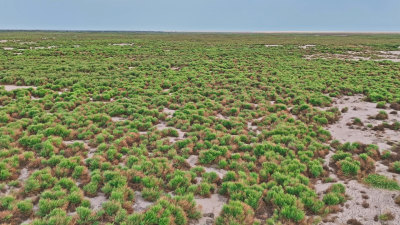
[375,111,388,120]
[323,193,344,205]
[0,113,9,123]
[17,200,33,213]
[215,201,255,225]
[76,206,95,224]
[376,102,386,109]
[280,205,305,222]
[142,187,161,201]
[0,196,15,210]
[330,183,346,193]
[308,160,323,177]
[339,158,360,176]
[103,200,121,216]
[364,174,400,190]
[390,161,400,173]
[0,166,11,181]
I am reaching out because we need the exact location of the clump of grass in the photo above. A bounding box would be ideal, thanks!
[375,111,388,120]
[323,177,335,183]
[323,183,346,206]
[376,101,386,109]
[338,157,360,176]
[378,212,394,221]
[215,200,255,225]
[352,117,363,126]
[364,174,400,190]
[381,150,391,160]
[389,161,400,173]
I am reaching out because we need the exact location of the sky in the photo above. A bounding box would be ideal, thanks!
[1,0,400,32]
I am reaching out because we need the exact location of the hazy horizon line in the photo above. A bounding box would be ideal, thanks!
[1,29,400,34]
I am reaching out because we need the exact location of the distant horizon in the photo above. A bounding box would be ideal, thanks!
[1,0,400,32]
[1,29,400,34]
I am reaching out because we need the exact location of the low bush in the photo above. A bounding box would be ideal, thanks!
[215,201,255,225]
[364,174,400,190]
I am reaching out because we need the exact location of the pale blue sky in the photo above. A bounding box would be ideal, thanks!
[1,0,399,31]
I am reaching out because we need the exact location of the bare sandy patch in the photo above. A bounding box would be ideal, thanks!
[111,117,127,122]
[87,147,97,159]
[171,67,181,71]
[21,219,32,225]
[30,46,56,50]
[185,155,227,179]
[203,166,227,179]
[186,155,199,167]
[111,43,134,46]
[57,88,68,95]
[375,162,400,181]
[133,191,154,212]
[18,168,30,182]
[316,95,400,224]
[63,140,97,159]
[216,113,228,120]
[247,121,260,135]
[86,192,107,211]
[321,95,400,152]
[379,51,400,55]
[156,122,186,142]
[163,108,175,118]
[193,194,228,225]
[300,45,316,49]
[19,41,36,45]
[305,50,400,63]
[305,53,370,61]
[31,96,41,100]
[265,45,282,47]
[3,85,37,91]
[318,180,400,225]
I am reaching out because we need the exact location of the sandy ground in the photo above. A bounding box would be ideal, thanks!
[300,44,316,49]
[171,67,181,71]
[321,95,400,152]
[185,154,228,224]
[133,191,154,212]
[305,50,400,62]
[265,45,282,47]
[185,155,227,179]
[247,121,260,135]
[111,43,134,46]
[3,85,37,91]
[86,192,107,211]
[156,122,185,142]
[163,107,176,118]
[193,194,228,225]
[317,95,400,225]
[111,116,127,122]
[316,179,400,225]
[216,113,228,120]
[63,140,97,159]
